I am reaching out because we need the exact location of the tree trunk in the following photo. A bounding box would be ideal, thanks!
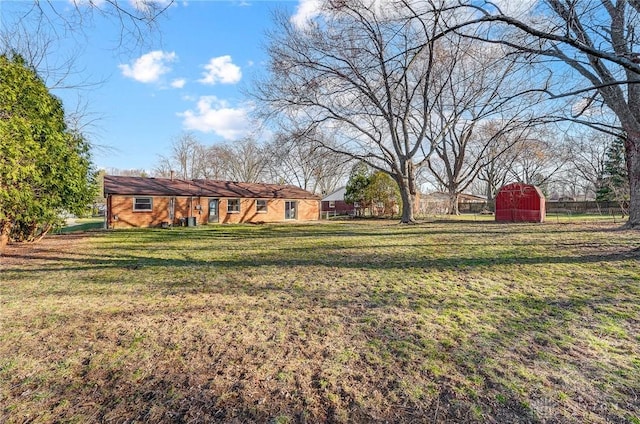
[625,134,640,228]
[33,223,52,243]
[398,182,415,223]
[447,192,460,215]
[0,221,11,254]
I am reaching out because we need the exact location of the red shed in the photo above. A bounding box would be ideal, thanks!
[495,183,545,223]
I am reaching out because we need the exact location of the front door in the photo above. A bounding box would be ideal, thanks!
[208,199,219,223]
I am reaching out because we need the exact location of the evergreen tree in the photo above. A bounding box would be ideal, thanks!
[0,53,96,250]
[345,162,371,216]
[596,136,629,205]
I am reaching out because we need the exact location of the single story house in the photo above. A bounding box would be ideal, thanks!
[103,175,321,229]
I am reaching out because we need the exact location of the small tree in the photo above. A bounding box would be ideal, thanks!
[367,171,401,217]
[597,135,629,213]
[345,162,371,216]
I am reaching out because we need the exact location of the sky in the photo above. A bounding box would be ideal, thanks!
[1,0,320,173]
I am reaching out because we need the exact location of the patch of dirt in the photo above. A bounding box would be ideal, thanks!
[1,233,95,267]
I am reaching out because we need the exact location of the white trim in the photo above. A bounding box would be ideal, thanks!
[133,196,153,212]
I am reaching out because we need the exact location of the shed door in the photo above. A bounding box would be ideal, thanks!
[208,199,219,223]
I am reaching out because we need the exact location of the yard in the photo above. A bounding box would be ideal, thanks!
[1,220,639,423]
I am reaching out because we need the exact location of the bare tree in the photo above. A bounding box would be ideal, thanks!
[565,129,609,200]
[257,1,468,222]
[508,128,570,194]
[153,136,273,184]
[474,128,522,201]
[215,138,269,183]
[201,145,230,181]
[1,1,171,56]
[106,168,149,177]
[454,1,640,226]
[154,133,204,179]
[425,40,545,214]
[266,130,352,194]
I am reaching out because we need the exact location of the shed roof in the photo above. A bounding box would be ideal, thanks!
[103,175,320,200]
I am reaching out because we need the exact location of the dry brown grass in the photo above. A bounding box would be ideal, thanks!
[1,220,639,423]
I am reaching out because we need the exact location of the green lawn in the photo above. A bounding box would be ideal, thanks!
[57,217,104,234]
[1,220,638,423]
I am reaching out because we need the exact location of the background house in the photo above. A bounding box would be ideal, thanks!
[320,187,355,218]
[104,175,320,228]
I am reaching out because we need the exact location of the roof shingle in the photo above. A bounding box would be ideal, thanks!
[103,175,320,200]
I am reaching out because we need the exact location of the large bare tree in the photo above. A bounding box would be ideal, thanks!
[455,0,640,227]
[257,0,469,222]
[154,136,270,183]
[507,128,569,190]
[266,130,352,194]
[155,133,205,179]
[218,138,269,183]
[425,40,545,214]
[565,129,609,199]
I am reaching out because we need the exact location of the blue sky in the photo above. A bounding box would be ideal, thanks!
[2,0,318,172]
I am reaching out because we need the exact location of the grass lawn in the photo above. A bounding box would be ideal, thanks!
[1,220,638,423]
[56,217,104,234]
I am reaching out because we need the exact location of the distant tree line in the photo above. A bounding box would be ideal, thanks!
[148,132,352,196]
[257,0,640,227]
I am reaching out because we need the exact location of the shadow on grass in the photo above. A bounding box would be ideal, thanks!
[2,223,639,423]
[6,259,637,423]
[3,246,638,277]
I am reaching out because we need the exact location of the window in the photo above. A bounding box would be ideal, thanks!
[256,199,268,213]
[285,201,297,220]
[227,198,240,213]
[133,197,152,211]
[329,200,335,209]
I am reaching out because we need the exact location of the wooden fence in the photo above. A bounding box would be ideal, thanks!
[456,200,628,215]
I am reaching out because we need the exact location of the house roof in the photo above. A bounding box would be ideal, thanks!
[321,187,347,202]
[103,175,320,200]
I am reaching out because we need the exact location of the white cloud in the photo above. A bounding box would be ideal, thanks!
[178,96,252,140]
[170,78,186,88]
[119,50,176,83]
[199,55,242,85]
[291,0,322,29]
